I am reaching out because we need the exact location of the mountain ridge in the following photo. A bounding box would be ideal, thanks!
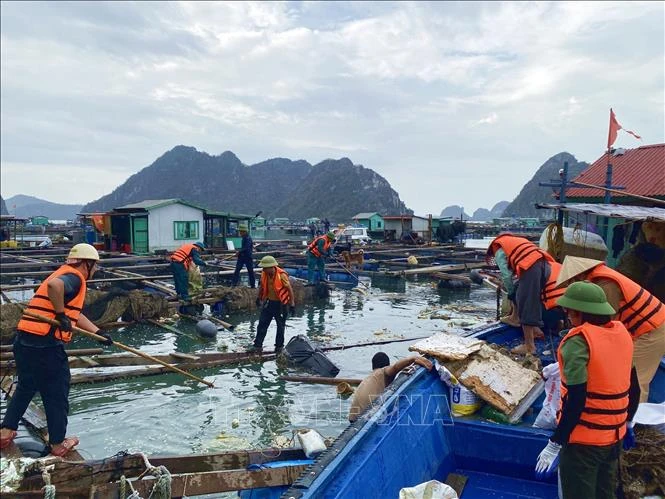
[501,152,588,217]
[4,194,82,220]
[82,146,409,219]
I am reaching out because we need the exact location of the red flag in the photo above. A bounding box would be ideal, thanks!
[607,108,642,149]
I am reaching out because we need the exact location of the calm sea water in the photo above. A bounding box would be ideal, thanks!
[62,278,497,461]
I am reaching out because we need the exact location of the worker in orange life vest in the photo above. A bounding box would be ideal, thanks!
[169,241,207,301]
[0,244,113,456]
[487,234,558,354]
[248,256,295,354]
[556,256,665,402]
[535,281,640,498]
[306,232,335,285]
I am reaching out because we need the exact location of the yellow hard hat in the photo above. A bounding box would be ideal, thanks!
[68,243,100,261]
[258,255,278,268]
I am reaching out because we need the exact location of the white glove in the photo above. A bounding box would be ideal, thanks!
[535,440,561,478]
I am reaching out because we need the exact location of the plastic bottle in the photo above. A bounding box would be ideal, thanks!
[481,405,521,425]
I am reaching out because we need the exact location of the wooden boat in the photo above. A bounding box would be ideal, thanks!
[4,447,312,498]
[263,322,664,498]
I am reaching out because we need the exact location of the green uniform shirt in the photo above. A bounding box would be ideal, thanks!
[560,335,589,385]
[495,249,516,296]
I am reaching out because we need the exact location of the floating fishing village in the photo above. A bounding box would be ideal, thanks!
[2,139,665,498]
[2,3,665,499]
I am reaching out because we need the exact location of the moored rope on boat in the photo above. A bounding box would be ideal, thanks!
[41,469,55,499]
[146,465,171,499]
[119,474,142,499]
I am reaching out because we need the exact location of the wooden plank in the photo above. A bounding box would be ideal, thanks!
[78,356,101,367]
[90,465,310,497]
[384,262,485,276]
[279,376,363,386]
[69,354,278,384]
[1,348,104,360]
[147,319,199,341]
[148,448,306,473]
[169,352,200,361]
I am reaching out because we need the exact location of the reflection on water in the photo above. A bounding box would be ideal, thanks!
[62,278,497,459]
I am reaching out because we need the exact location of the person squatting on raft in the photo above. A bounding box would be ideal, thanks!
[0,244,114,456]
[348,353,433,422]
[169,241,207,301]
[247,256,295,354]
[232,225,255,288]
[556,256,665,402]
[535,281,640,499]
[487,234,561,355]
[306,231,336,285]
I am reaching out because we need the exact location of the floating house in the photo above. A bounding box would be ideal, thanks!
[382,214,431,242]
[562,143,665,266]
[204,210,255,250]
[80,199,256,254]
[351,212,384,231]
[104,199,206,254]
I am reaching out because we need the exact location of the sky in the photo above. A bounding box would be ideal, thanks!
[1,1,663,215]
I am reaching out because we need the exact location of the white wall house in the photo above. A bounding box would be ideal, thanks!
[148,202,205,252]
[111,199,205,253]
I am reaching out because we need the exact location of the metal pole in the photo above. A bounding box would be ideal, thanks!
[558,161,568,226]
[603,151,613,239]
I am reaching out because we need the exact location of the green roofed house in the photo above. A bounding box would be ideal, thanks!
[204,210,254,250]
[351,212,384,231]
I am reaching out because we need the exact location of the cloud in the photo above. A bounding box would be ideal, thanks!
[1,1,663,214]
[472,112,499,127]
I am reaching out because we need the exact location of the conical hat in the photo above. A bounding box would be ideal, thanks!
[555,256,604,287]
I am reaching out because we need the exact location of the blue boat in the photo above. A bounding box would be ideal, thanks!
[272,322,665,499]
[282,266,362,285]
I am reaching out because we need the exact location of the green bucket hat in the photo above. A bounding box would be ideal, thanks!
[326,231,336,240]
[258,255,278,268]
[556,281,616,315]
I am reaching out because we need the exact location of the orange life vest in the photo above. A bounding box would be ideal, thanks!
[259,267,292,305]
[557,321,633,446]
[541,261,566,310]
[489,234,554,277]
[588,265,665,338]
[17,265,87,343]
[171,243,198,270]
[307,235,331,258]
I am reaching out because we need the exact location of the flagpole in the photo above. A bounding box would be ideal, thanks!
[603,109,614,240]
[605,108,613,205]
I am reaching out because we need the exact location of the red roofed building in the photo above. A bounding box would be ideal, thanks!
[567,144,665,205]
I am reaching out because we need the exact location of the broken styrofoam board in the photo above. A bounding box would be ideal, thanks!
[409,332,485,361]
[457,344,542,414]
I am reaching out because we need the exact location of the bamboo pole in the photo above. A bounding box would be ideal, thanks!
[22,310,214,388]
[278,375,363,385]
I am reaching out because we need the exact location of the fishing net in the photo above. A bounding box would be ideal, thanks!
[621,426,665,499]
[0,303,23,343]
[188,265,203,296]
[190,280,329,313]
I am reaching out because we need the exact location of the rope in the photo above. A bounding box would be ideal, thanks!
[544,223,564,262]
[146,466,172,499]
[41,469,56,499]
[120,475,142,499]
